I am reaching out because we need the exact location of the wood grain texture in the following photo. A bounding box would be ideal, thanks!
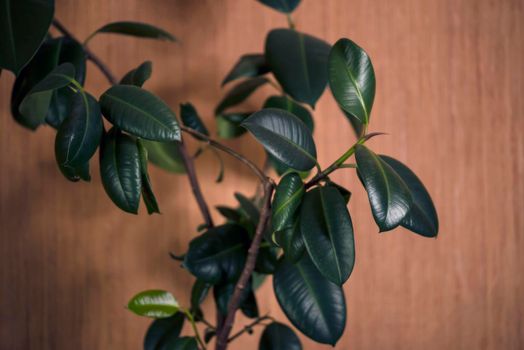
[1,0,523,349]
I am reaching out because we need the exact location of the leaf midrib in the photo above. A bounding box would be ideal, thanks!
[319,188,342,283]
[340,50,369,124]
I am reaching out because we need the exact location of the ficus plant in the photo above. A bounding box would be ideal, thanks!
[0,0,439,349]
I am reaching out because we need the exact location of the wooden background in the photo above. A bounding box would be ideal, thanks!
[1,0,523,349]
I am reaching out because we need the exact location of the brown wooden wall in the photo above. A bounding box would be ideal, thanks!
[1,0,523,349]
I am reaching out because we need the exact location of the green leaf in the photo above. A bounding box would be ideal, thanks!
[341,108,364,138]
[380,156,439,237]
[213,279,259,319]
[222,53,270,86]
[259,322,302,350]
[144,313,185,350]
[100,128,142,214]
[58,161,91,183]
[215,77,268,115]
[275,219,305,263]
[128,290,179,318]
[216,206,243,222]
[170,337,198,350]
[273,256,346,345]
[137,139,160,214]
[86,21,176,43]
[355,145,412,231]
[257,0,301,13]
[241,108,317,171]
[100,85,180,141]
[180,102,209,136]
[255,245,278,274]
[55,92,103,171]
[183,224,249,284]
[265,29,330,108]
[272,172,304,233]
[0,0,54,75]
[120,61,152,87]
[190,279,211,316]
[326,181,351,204]
[263,95,313,131]
[328,38,376,125]
[140,140,185,174]
[235,193,260,227]
[216,113,250,139]
[19,62,76,129]
[300,186,355,285]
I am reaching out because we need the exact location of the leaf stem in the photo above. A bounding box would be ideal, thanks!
[286,14,296,29]
[227,315,273,343]
[183,308,206,350]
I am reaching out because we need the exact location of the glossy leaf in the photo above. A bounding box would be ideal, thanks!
[55,92,103,170]
[300,186,355,285]
[86,21,176,43]
[273,256,346,345]
[222,53,270,86]
[263,95,313,131]
[171,337,198,350]
[328,38,376,124]
[265,29,330,107]
[380,156,439,237]
[341,108,364,138]
[216,113,250,139]
[100,129,142,214]
[257,0,301,13]
[120,61,152,87]
[183,224,249,284]
[326,181,351,204]
[241,108,317,171]
[272,172,304,233]
[259,322,302,350]
[144,313,185,350]
[140,140,185,174]
[215,77,268,114]
[58,161,91,183]
[0,0,54,75]
[100,85,180,141]
[180,102,209,136]
[137,140,160,214]
[355,145,412,231]
[190,279,211,316]
[275,219,305,263]
[128,290,179,318]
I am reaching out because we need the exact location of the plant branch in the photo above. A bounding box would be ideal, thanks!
[214,181,274,350]
[227,315,273,343]
[181,126,267,184]
[183,308,206,350]
[52,19,118,85]
[178,140,215,229]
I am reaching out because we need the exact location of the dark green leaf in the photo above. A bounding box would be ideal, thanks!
[100,85,180,141]
[257,0,301,13]
[120,61,152,87]
[204,328,216,344]
[255,245,278,274]
[263,95,313,131]
[55,92,103,171]
[235,193,260,227]
[100,128,142,214]
[355,145,412,231]
[180,102,209,136]
[58,161,91,183]
[86,21,176,43]
[274,256,346,345]
[241,108,317,171]
[190,279,211,315]
[272,172,304,233]
[380,156,439,237]
[265,29,330,107]
[183,224,249,284]
[300,186,355,285]
[128,290,179,318]
[326,181,351,204]
[216,113,250,139]
[328,38,376,125]
[140,140,185,174]
[170,337,198,350]
[215,77,268,115]
[259,322,302,350]
[0,0,54,75]
[222,53,270,86]
[213,280,259,318]
[216,206,242,222]
[144,313,185,350]
[137,140,160,214]
[275,219,305,263]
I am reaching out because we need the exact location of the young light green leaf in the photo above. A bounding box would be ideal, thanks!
[140,140,186,174]
[120,61,152,87]
[355,145,412,231]
[241,108,317,171]
[86,21,176,44]
[272,172,304,233]
[180,102,209,136]
[100,128,142,214]
[137,139,160,214]
[0,0,55,75]
[256,0,301,14]
[215,77,268,115]
[100,85,180,141]
[380,155,439,237]
[265,29,330,108]
[144,313,185,350]
[259,322,302,350]
[329,38,376,124]
[222,53,270,86]
[128,290,179,318]
[300,186,355,285]
[274,256,346,345]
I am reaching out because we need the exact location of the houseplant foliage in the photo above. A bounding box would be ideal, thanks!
[0,0,439,349]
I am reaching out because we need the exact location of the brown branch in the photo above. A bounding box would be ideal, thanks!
[214,181,274,350]
[52,19,118,85]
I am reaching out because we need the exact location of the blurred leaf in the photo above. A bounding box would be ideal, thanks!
[257,0,301,13]
[259,322,302,350]
[170,337,198,350]
[128,290,179,318]
[120,61,152,87]
[86,21,176,43]
[216,113,251,139]
[140,140,185,174]
[180,102,209,136]
[222,53,270,86]
[137,139,160,214]
[215,77,268,115]
[144,313,184,350]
